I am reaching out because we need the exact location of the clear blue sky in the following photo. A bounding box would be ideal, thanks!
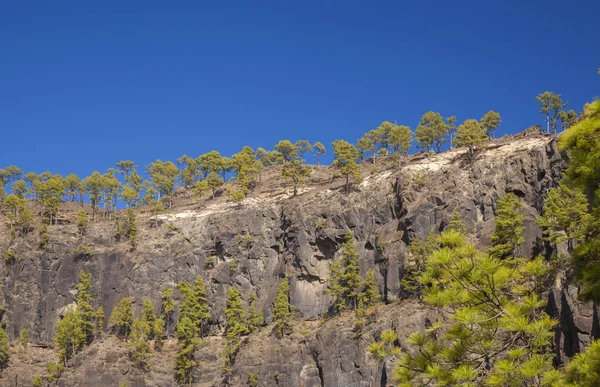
[1,1,599,177]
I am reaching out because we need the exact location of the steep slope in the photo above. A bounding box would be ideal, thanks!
[1,128,596,386]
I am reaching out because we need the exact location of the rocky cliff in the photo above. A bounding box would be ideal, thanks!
[1,128,597,386]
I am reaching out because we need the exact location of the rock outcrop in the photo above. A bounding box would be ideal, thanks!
[1,128,597,386]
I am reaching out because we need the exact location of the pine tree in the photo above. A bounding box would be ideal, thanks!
[174,276,212,384]
[150,199,164,227]
[537,183,591,252]
[161,286,175,332]
[32,374,42,387]
[454,118,489,160]
[11,180,27,199]
[96,305,104,335]
[273,279,294,338]
[55,308,86,364]
[114,217,122,242]
[76,208,88,236]
[367,329,400,360]
[247,291,264,332]
[65,173,83,202]
[46,362,64,382]
[414,112,453,152]
[480,110,502,137]
[255,148,284,167]
[294,140,313,160]
[447,210,466,234]
[38,175,66,225]
[536,91,568,134]
[360,269,380,307]
[206,171,224,199]
[129,318,151,368]
[109,297,133,339]
[76,270,96,344]
[83,171,105,221]
[121,186,139,208]
[0,326,8,376]
[177,275,211,337]
[401,229,438,298]
[564,339,600,386]
[116,160,136,182]
[2,194,34,237]
[146,159,179,207]
[488,193,525,259]
[558,109,578,131]
[325,231,362,312]
[124,208,137,250]
[153,318,165,351]
[20,327,28,348]
[222,287,249,374]
[274,140,299,162]
[332,140,362,194]
[197,150,228,179]
[389,230,559,386]
[314,142,326,165]
[176,154,200,187]
[39,222,49,250]
[174,316,200,384]
[559,99,600,300]
[387,124,413,158]
[281,160,312,196]
[357,134,375,161]
[141,299,156,338]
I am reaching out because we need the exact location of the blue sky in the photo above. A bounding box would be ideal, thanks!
[1,1,599,177]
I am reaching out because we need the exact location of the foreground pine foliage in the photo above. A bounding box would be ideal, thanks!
[392,229,560,386]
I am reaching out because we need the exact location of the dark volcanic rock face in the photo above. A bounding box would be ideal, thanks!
[1,130,597,386]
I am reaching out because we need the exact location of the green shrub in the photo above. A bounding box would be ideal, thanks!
[204,256,216,269]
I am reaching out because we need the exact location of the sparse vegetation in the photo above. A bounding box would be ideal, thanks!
[204,256,216,269]
[76,208,87,236]
[3,250,16,264]
[229,258,240,273]
[410,171,429,187]
[72,244,94,258]
[248,372,259,387]
[46,362,64,382]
